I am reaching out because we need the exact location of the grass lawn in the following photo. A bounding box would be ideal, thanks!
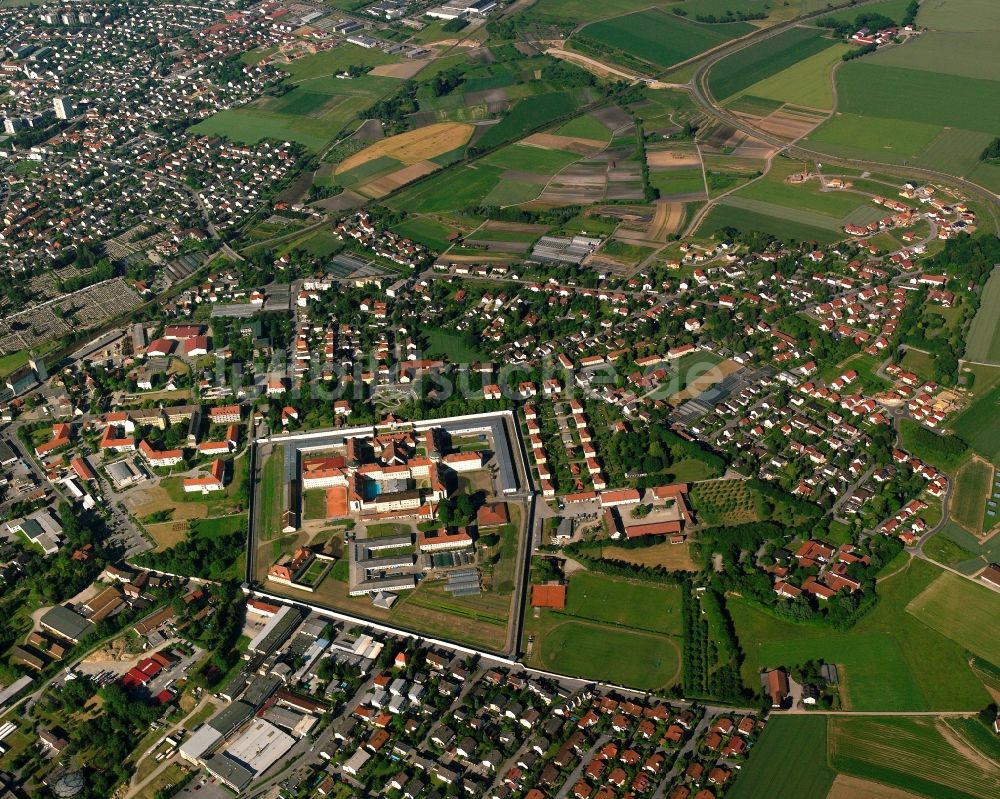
[303,489,327,521]
[906,570,1000,664]
[728,716,834,799]
[423,326,485,361]
[0,350,27,378]
[190,514,246,540]
[257,447,285,541]
[730,556,990,710]
[565,570,683,635]
[922,528,979,569]
[733,163,877,219]
[828,715,1000,799]
[951,458,993,532]
[900,347,937,381]
[537,621,680,690]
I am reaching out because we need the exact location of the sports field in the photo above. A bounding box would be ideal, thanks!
[731,557,991,711]
[951,458,993,532]
[828,716,1000,799]
[576,9,751,71]
[965,268,1000,364]
[564,571,683,635]
[906,570,1000,665]
[727,716,834,799]
[537,621,680,690]
[709,26,835,101]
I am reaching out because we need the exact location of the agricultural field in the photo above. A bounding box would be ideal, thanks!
[698,200,844,245]
[735,41,850,110]
[335,122,474,195]
[573,9,752,73]
[951,379,1000,464]
[649,167,706,200]
[192,76,400,152]
[730,556,992,711]
[828,716,1000,799]
[598,541,698,571]
[473,91,580,151]
[950,457,993,533]
[964,268,1000,364]
[906,570,1000,665]
[390,215,462,252]
[388,163,504,213]
[803,40,1000,177]
[727,716,834,799]
[917,0,1000,31]
[709,26,836,101]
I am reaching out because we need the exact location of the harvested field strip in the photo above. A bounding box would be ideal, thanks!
[336,122,473,175]
[828,716,1000,799]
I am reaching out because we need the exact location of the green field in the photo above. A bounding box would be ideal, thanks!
[835,63,1000,134]
[951,458,992,532]
[733,166,877,219]
[257,447,285,540]
[807,113,942,161]
[192,49,402,151]
[731,556,991,711]
[390,216,459,252]
[952,380,1000,463]
[965,268,1000,364]
[727,716,834,799]
[871,30,1000,82]
[481,143,580,173]
[650,167,706,198]
[537,621,680,690]
[474,92,579,151]
[699,201,841,244]
[389,163,503,212]
[829,715,1000,799]
[564,571,684,635]
[423,327,486,361]
[555,113,613,141]
[576,9,752,71]
[917,0,1000,31]
[709,26,835,101]
[738,41,850,109]
[481,180,545,206]
[906,570,1000,664]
